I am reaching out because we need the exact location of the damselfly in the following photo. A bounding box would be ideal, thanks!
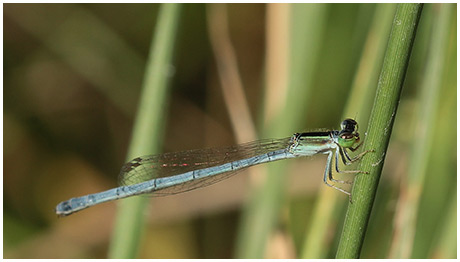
[56,119,371,216]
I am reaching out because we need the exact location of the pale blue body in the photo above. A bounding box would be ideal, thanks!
[56,148,307,216]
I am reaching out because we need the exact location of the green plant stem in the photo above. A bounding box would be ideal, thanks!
[335,3,423,258]
[108,3,181,258]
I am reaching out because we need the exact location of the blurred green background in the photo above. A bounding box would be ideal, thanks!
[3,3,456,258]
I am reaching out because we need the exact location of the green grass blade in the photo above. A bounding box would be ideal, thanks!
[335,4,423,258]
[108,3,182,258]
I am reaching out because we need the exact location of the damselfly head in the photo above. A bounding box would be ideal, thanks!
[340,118,358,133]
[338,119,360,148]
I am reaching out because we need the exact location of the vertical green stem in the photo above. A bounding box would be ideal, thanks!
[335,3,423,258]
[108,4,181,258]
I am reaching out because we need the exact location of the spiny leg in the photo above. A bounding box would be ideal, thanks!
[348,140,363,152]
[330,150,354,184]
[331,146,372,184]
[339,146,353,165]
[323,151,351,196]
[342,147,374,163]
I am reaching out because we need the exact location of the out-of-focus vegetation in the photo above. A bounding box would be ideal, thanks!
[3,3,456,258]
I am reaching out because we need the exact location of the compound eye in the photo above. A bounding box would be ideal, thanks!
[341,119,357,131]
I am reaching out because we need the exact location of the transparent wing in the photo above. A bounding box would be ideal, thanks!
[119,138,292,196]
